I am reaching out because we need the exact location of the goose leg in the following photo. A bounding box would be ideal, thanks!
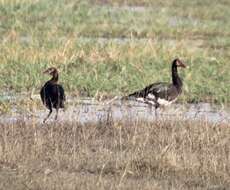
[43,109,52,123]
[55,109,59,120]
[55,98,61,120]
[144,98,159,120]
[147,103,152,114]
[154,103,160,119]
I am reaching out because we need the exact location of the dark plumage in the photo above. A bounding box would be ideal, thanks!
[40,67,65,123]
[125,58,186,115]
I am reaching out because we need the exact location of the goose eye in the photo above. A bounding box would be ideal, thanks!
[177,60,182,66]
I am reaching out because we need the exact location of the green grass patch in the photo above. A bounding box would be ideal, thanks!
[0,0,229,104]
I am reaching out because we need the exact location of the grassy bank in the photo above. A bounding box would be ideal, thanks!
[0,0,230,104]
[0,120,230,189]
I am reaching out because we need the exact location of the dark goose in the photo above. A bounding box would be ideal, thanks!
[40,67,65,123]
[125,59,186,115]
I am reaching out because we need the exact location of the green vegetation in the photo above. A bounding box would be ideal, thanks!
[1,120,230,189]
[0,2,229,189]
[0,0,230,104]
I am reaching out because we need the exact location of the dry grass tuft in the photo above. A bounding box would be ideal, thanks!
[0,119,230,189]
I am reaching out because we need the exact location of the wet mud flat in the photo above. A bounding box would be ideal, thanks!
[0,97,229,125]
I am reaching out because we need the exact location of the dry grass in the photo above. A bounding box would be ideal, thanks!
[0,119,230,189]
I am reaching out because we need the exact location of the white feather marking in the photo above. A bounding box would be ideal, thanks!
[146,101,156,105]
[136,98,145,102]
[136,97,156,106]
[157,98,171,106]
[137,98,144,102]
[156,89,161,93]
[157,98,177,106]
[147,94,156,100]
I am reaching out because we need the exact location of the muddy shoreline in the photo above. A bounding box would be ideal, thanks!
[0,97,229,125]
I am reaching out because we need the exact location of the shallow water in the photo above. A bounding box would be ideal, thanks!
[0,96,229,125]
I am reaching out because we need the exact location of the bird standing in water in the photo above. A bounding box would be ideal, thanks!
[40,67,65,123]
[125,58,186,116]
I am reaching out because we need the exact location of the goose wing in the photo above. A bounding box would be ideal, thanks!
[57,84,66,102]
[128,82,170,99]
